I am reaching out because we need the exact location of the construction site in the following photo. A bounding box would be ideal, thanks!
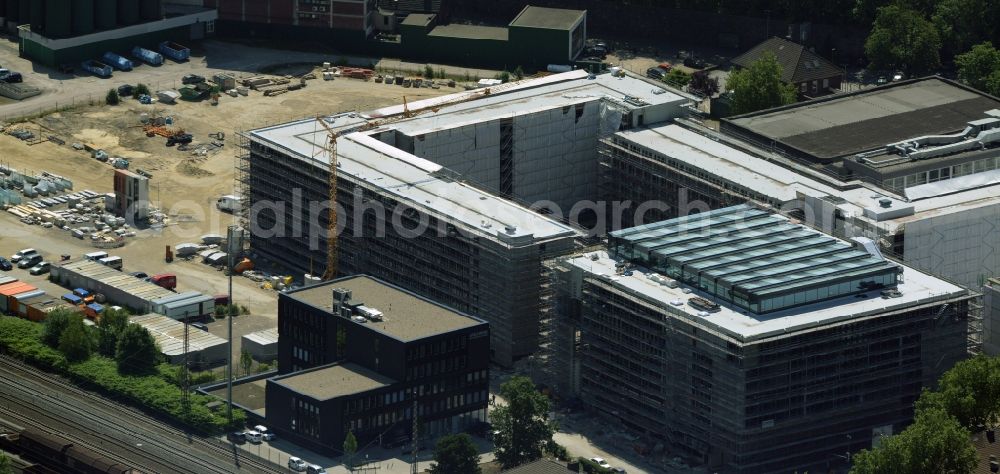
[236,69,698,367]
[547,205,978,474]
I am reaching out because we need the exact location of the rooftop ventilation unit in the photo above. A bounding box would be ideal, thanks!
[332,288,352,314]
[355,305,384,321]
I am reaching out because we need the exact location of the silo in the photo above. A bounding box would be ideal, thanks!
[6,0,18,24]
[18,0,30,27]
[72,0,94,35]
[94,0,116,30]
[139,0,158,21]
[117,0,138,25]
[29,0,43,30]
[45,0,70,37]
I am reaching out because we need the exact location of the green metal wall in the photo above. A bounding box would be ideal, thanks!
[45,0,73,38]
[22,24,189,68]
[398,24,571,69]
[508,26,570,66]
[73,0,96,36]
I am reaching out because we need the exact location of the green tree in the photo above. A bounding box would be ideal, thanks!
[42,308,75,347]
[955,42,1000,91]
[513,66,525,81]
[240,349,253,376]
[914,354,1000,429]
[987,69,1000,96]
[105,88,119,105]
[424,64,434,79]
[97,308,129,357]
[0,452,12,474]
[864,5,942,74]
[58,314,92,363]
[497,70,512,83]
[850,407,976,474]
[726,52,797,115]
[931,0,998,55]
[689,70,720,96]
[343,430,358,470]
[429,433,481,474]
[664,68,691,87]
[490,376,555,469]
[134,83,151,97]
[116,324,160,375]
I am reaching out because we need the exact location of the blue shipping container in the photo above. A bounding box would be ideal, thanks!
[73,288,90,298]
[81,60,113,78]
[131,46,163,66]
[158,41,190,62]
[62,294,82,304]
[102,52,134,71]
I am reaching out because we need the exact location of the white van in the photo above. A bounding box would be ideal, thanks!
[84,251,109,261]
[98,256,123,270]
[216,195,242,213]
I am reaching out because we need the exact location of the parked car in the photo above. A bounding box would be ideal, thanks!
[190,322,208,331]
[129,271,148,279]
[646,67,667,80]
[611,468,627,473]
[288,457,307,471]
[11,248,37,263]
[590,458,612,469]
[182,74,205,85]
[254,425,276,441]
[117,84,134,97]
[0,257,11,271]
[245,430,262,443]
[18,254,42,269]
[3,72,23,83]
[306,465,327,474]
[227,431,246,444]
[29,262,51,275]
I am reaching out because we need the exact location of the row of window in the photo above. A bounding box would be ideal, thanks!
[344,392,488,432]
[290,397,322,440]
[405,356,469,380]
[750,272,898,313]
[881,155,1000,191]
[406,336,468,361]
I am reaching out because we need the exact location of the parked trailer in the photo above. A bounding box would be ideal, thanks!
[158,41,190,62]
[81,60,113,78]
[131,46,164,66]
[102,52,134,71]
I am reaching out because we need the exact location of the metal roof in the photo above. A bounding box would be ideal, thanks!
[508,5,585,30]
[609,205,902,310]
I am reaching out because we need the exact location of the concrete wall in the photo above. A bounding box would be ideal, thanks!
[405,99,601,213]
[21,24,191,67]
[903,204,1000,289]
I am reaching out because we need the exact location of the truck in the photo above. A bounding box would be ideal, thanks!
[131,46,164,66]
[158,41,190,62]
[149,273,177,291]
[81,60,113,78]
[98,256,123,270]
[102,52,134,71]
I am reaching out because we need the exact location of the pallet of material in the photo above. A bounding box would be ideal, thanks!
[263,89,288,97]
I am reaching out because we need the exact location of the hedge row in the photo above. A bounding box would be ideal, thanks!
[0,317,244,433]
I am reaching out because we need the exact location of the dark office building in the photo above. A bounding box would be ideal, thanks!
[267,276,490,454]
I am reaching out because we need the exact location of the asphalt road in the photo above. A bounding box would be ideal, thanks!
[0,353,281,473]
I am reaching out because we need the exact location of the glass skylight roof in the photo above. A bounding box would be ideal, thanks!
[609,205,903,314]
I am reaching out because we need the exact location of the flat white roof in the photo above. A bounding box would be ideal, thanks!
[250,126,578,243]
[622,124,1000,231]
[567,250,967,341]
[129,314,227,356]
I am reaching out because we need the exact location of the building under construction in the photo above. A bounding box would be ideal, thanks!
[238,70,695,366]
[548,205,976,473]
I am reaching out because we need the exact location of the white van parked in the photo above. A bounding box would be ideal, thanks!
[216,195,242,213]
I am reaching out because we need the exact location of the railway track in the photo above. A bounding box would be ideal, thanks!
[0,354,283,473]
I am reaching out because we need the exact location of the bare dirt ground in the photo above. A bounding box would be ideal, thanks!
[0,50,457,362]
